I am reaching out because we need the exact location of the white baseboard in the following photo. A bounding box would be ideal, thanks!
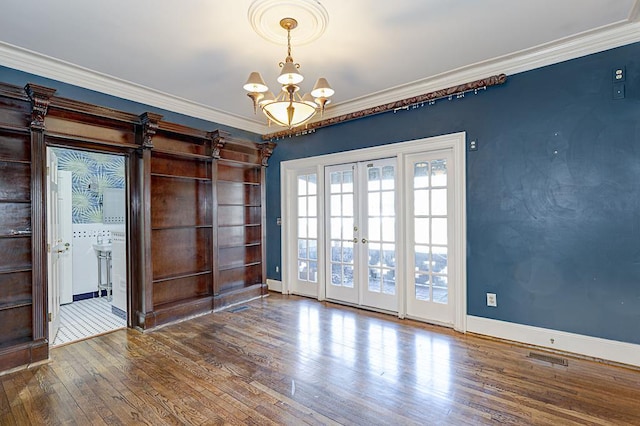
[266,279,283,293]
[467,316,640,368]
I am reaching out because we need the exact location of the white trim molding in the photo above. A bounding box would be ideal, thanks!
[266,279,283,293]
[467,316,640,368]
[0,41,269,134]
[281,132,467,331]
[2,17,640,135]
[323,20,640,122]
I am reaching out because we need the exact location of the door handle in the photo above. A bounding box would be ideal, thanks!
[362,238,368,244]
[352,238,358,243]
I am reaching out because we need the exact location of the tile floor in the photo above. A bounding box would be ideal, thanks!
[52,297,126,346]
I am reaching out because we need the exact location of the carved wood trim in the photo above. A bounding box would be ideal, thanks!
[24,84,57,130]
[209,130,228,159]
[262,73,508,140]
[139,112,163,149]
[258,142,277,167]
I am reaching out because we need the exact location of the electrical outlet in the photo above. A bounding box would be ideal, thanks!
[275,266,279,273]
[469,140,478,151]
[486,293,497,307]
[613,66,625,82]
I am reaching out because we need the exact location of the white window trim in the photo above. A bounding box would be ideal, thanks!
[280,132,467,332]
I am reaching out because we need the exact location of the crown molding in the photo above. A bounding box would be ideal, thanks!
[1,17,640,136]
[0,41,270,134]
[321,19,640,122]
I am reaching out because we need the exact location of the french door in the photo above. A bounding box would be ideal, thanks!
[405,150,455,325]
[325,158,397,312]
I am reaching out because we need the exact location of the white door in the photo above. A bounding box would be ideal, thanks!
[405,150,455,325]
[46,149,64,343]
[325,159,398,311]
[58,171,73,304]
[293,171,320,297]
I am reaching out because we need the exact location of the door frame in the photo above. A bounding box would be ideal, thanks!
[281,132,467,331]
[44,141,135,338]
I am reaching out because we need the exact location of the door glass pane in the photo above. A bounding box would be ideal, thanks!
[368,243,381,266]
[298,239,307,258]
[298,197,307,216]
[308,196,317,217]
[381,192,394,215]
[368,267,381,292]
[432,189,447,215]
[415,274,430,301]
[308,262,318,282]
[382,166,394,190]
[431,159,447,187]
[432,218,447,245]
[415,245,430,272]
[343,218,354,239]
[331,194,341,216]
[432,246,448,274]
[414,189,429,215]
[331,241,342,262]
[382,269,395,295]
[369,217,381,241]
[298,260,308,280]
[343,265,354,287]
[433,275,448,303]
[414,162,429,188]
[298,175,307,195]
[368,192,380,216]
[308,240,318,260]
[382,243,395,268]
[381,218,395,241]
[368,167,381,191]
[342,170,354,193]
[415,218,430,244]
[342,242,354,264]
[331,263,341,285]
[298,218,308,238]
[330,172,341,192]
[308,218,318,239]
[308,174,317,194]
[342,194,354,216]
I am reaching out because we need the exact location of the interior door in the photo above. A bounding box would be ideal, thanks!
[405,150,455,325]
[325,159,398,311]
[58,170,73,304]
[46,149,63,343]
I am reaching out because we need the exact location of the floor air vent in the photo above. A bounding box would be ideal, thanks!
[229,306,249,313]
[527,351,569,366]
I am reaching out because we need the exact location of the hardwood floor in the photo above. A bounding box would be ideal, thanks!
[1,293,639,425]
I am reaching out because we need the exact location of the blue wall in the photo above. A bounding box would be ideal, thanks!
[0,66,261,142]
[265,42,640,345]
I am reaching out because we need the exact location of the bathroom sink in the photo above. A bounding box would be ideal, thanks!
[92,243,112,252]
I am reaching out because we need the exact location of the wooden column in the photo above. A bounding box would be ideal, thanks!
[25,83,56,359]
[136,112,162,328]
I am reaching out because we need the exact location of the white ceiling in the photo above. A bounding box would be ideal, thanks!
[0,0,639,134]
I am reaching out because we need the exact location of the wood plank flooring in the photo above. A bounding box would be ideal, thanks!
[1,293,639,425]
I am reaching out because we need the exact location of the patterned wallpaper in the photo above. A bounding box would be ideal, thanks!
[52,148,125,224]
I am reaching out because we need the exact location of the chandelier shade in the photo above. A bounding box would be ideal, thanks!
[243,17,334,128]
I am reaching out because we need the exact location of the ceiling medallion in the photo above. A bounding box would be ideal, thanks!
[248,0,329,45]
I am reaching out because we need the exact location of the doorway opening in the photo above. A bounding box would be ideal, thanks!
[46,147,129,346]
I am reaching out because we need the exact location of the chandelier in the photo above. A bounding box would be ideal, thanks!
[243,17,334,128]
